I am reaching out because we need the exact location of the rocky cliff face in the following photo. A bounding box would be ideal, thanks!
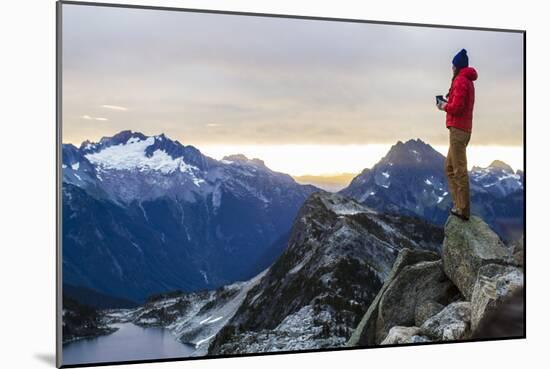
[442,216,516,300]
[347,215,524,346]
[207,192,443,354]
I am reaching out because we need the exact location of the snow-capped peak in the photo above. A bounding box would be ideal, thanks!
[472,160,515,174]
[470,159,523,197]
[84,135,199,176]
[488,160,514,172]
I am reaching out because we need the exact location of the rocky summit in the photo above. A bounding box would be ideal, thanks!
[348,215,524,346]
[442,216,517,300]
[207,192,443,354]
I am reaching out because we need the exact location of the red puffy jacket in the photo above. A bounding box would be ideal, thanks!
[444,67,478,133]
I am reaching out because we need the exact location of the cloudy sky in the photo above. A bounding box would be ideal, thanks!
[62,4,524,175]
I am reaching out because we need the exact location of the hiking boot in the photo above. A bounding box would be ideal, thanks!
[450,208,469,221]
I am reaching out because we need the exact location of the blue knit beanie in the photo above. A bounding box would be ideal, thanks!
[452,49,469,69]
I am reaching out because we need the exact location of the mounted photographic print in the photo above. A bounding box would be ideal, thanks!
[56,1,526,367]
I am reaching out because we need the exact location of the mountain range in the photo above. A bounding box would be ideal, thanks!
[341,139,524,241]
[62,131,524,355]
[62,132,524,305]
[62,130,318,302]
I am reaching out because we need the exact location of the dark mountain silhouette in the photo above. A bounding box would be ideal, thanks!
[340,139,523,241]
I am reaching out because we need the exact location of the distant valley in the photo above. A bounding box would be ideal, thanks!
[293,173,358,192]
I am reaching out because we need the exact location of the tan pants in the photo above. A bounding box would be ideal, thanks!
[445,127,471,217]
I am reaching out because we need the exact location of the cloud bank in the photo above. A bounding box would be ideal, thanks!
[62,4,524,148]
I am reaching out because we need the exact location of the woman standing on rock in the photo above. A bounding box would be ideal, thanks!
[437,48,478,221]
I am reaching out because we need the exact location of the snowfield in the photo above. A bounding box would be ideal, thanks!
[319,192,376,216]
[85,136,201,177]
